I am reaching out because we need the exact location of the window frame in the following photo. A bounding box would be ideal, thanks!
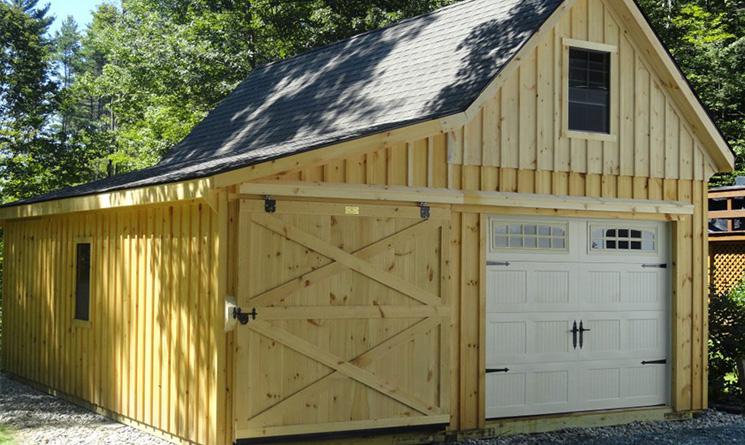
[562,38,618,142]
[489,220,570,254]
[73,236,93,328]
[587,224,659,255]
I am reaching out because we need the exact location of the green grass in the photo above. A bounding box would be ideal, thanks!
[0,426,15,444]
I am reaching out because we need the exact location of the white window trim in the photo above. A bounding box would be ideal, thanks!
[562,37,619,142]
[489,219,569,253]
[587,224,659,255]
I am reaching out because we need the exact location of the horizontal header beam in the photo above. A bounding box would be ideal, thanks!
[239,181,694,216]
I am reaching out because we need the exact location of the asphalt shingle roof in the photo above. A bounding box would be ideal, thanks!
[9,0,564,206]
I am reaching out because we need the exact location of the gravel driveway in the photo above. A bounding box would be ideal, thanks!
[2,372,745,444]
[461,410,745,445]
[0,374,169,444]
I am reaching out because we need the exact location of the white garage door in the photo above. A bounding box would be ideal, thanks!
[485,216,670,419]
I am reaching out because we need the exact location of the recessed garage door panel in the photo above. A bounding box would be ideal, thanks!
[486,262,580,313]
[486,217,670,419]
[578,263,669,312]
[577,312,667,360]
[578,360,667,411]
[486,313,575,365]
[487,363,580,418]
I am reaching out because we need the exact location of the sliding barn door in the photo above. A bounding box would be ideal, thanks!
[234,200,451,440]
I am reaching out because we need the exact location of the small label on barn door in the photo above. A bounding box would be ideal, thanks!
[345,206,360,215]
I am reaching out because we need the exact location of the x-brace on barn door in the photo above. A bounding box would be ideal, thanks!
[234,200,451,440]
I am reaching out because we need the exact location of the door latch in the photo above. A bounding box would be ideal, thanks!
[233,307,258,325]
[486,368,510,374]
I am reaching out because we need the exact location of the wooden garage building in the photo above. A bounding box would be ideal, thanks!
[0,0,736,444]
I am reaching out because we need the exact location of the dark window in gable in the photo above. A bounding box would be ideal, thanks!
[75,243,91,321]
[569,48,610,133]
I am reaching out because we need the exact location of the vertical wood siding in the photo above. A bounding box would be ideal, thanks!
[256,6,715,421]
[1,202,225,445]
[262,150,712,430]
[273,0,717,185]
[1,0,719,442]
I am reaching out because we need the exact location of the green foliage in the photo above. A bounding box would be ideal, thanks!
[0,0,461,202]
[0,425,13,445]
[0,0,64,201]
[637,0,745,187]
[709,281,745,403]
[4,0,745,201]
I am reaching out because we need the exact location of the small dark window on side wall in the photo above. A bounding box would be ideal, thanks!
[569,48,610,133]
[75,243,91,321]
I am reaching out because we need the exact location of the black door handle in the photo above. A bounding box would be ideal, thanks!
[570,321,579,349]
[579,321,590,349]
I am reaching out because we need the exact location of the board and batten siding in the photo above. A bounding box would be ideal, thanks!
[258,157,710,432]
[248,1,715,429]
[1,200,229,445]
[270,0,717,187]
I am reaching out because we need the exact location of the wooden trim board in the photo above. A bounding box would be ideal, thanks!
[0,178,213,221]
[479,407,680,439]
[239,181,695,215]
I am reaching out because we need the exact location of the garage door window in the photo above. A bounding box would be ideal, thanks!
[491,222,568,251]
[590,227,656,252]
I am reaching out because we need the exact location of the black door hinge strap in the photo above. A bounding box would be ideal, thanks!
[641,359,667,365]
[419,202,430,220]
[264,195,276,213]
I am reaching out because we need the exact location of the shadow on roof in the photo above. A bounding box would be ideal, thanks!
[426,0,556,115]
[159,11,439,166]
